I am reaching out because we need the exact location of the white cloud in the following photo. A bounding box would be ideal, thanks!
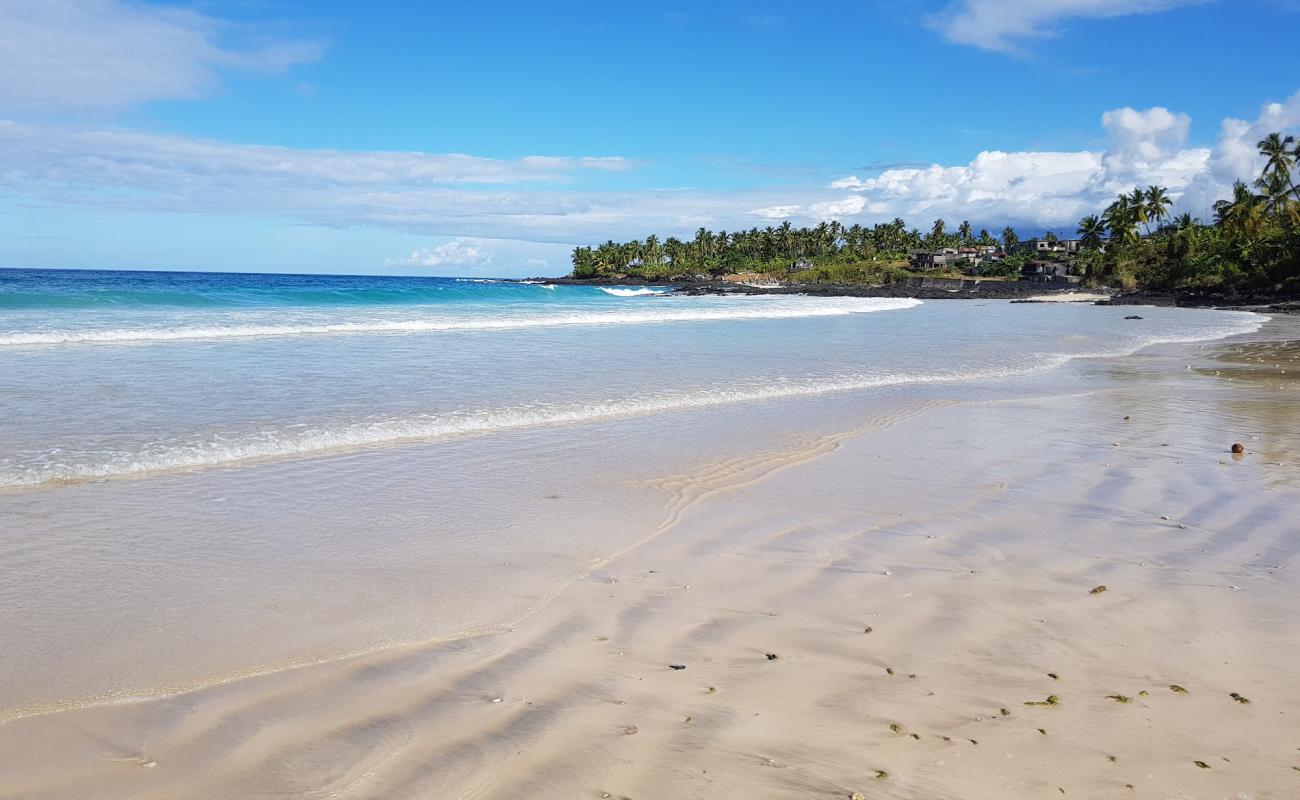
[0,121,632,189]
[0,0,325,112]
[768,94,1300,230]
[926,0,1209,53]
[392,240,493,268]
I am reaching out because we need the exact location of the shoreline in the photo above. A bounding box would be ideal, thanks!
[538,276,1300,313]
[3,316,1297,798]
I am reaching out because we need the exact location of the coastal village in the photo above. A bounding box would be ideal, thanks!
[902,238,1090,285]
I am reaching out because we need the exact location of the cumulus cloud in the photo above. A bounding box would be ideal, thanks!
[392,240,493,268]
[770,97,1298,230]
[925,0,1209,53]
[0,0,325,112]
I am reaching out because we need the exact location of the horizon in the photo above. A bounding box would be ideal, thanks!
[2,1,1299,278]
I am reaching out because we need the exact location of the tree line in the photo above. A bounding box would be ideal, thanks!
[570,219,1029,280]
[571,132,1300,293]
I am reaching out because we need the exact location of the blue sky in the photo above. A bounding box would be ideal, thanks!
[2,0,1299,276]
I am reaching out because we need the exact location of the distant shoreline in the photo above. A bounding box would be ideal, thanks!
[533,275,1300,313]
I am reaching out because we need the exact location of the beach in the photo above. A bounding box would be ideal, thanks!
[0,274,1296,798]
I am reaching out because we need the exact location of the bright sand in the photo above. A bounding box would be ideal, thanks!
[1,316,1298,799]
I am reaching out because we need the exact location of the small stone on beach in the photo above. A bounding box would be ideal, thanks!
[1231,443,1245,454]
[669,664,686,670]
[1089,585,1108,595]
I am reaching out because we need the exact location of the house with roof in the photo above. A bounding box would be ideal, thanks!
[1011,238,1085,255]
[1021,259,1082,284]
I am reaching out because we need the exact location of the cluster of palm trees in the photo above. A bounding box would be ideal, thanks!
[571,217,1021,278]
[1074,186,1174,251]
[1071,132,1299,289]
[571,219,929,277]
[1078,133,1300,249]
[1212,133,1300,236]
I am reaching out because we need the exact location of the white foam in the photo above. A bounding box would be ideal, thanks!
[0,361,1039,488]
[598,287,667,297]
[0,297,920,347]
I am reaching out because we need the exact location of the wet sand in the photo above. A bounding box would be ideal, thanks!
[2,318,1298,799]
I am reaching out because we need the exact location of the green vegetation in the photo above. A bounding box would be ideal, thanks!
[569,218,1025,283]
[570,220,927,282]
[1081,133,1300,291]
[569,132,1300,294]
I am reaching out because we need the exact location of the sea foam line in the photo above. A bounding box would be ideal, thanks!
[0,297,919,346]
[0,361,1045,489]
[598,287,667,297]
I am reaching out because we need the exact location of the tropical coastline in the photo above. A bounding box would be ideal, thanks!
[6,3,1300,798]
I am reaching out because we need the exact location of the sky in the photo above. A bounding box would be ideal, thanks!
[2,0,1299,277]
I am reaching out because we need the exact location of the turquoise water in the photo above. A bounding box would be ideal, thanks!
[0,267,1267,715]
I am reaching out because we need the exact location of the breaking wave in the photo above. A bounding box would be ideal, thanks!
[598,287,667,297]
[0,297,921,347]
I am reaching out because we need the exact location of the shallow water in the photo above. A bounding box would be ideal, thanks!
[0,268,1266,718]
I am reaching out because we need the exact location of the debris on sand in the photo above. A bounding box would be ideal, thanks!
[1089,585,1108,595]
[765,653,779,661]
[669,664,687,670]
[1229,692,1250,704]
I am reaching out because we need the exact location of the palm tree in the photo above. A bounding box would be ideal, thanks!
[1145,186,1172,229]
[1173,212,1195,230]
[1103,196,1138,247]
[958,220,972,242]
[1257,132,1299,201]
[1076,215,1106,250]
[1001,226,1018,252]
[643,234,661,265]
[1214,180,1265,238]
[931,219,946,240]
[1128,188,1150,234]
[1255,169,1297,221]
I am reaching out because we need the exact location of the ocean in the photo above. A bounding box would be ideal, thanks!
[0,267,1264,719]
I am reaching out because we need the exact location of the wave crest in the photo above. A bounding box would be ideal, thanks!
[0,297,921,347]
[598,287,667,297]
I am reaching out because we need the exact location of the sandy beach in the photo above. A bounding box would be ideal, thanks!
[0,314,1296,800]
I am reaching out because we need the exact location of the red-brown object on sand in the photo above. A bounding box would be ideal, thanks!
[1231,443,1245,454]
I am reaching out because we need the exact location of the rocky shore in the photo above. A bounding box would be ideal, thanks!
[534,276,1089,301]
[1098,290,1300,314]
[535,276,1300,313]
